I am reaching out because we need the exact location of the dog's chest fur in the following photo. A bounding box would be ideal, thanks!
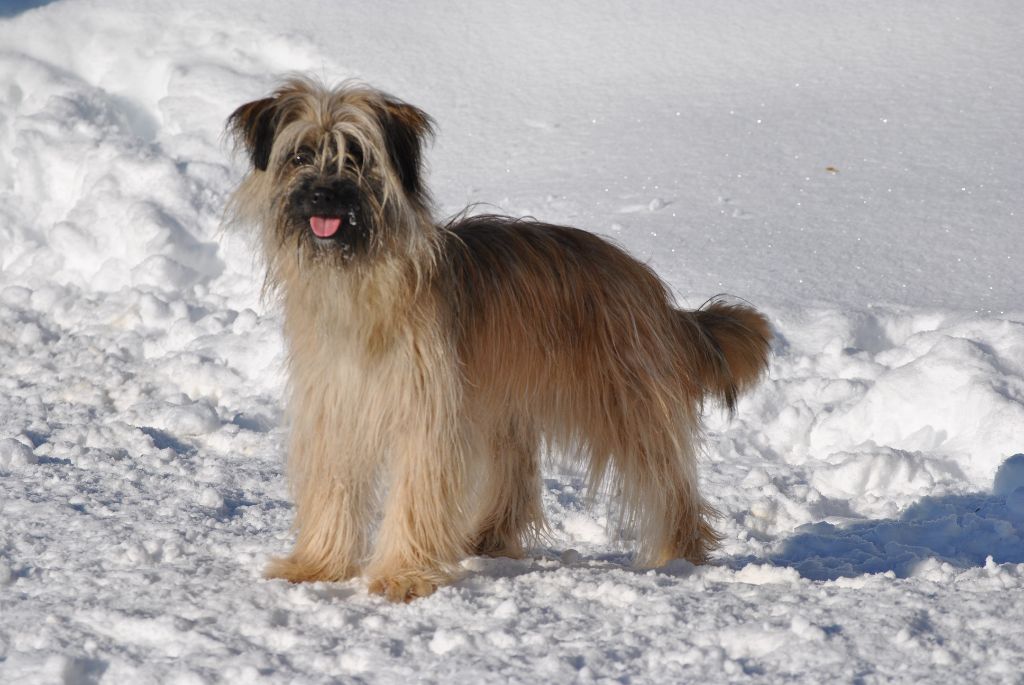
[282,262,458,456]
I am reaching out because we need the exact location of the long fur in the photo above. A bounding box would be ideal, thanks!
[227,77,771,601]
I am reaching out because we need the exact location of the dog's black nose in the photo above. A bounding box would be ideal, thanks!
[299,180,360,218]
[311,187,332,206]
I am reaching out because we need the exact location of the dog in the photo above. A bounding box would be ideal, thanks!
[226,77,770,602]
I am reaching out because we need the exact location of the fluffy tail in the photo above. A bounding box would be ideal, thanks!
[678,298,771,412]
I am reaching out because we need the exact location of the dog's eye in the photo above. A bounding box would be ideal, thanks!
[346,142,364,169]
[292,150,314,167]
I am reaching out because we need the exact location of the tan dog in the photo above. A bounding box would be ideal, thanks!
[227,77,770,602]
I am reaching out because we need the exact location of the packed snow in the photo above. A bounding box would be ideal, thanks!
[1,1,1023,682]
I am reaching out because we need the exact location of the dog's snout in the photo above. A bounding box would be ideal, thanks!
[302,181,359,215]
[289,178,366,250]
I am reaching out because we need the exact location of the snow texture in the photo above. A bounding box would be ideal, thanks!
[1,1,1023,683]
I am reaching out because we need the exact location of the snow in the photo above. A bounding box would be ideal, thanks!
[1,0,1023,682]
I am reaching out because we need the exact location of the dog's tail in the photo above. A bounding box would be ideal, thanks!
[677,298,771,412]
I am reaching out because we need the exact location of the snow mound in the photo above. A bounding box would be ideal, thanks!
[0,53,225,292]
[994,453,1024,496]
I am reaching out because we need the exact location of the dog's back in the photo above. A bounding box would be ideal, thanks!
[442,214,770,416]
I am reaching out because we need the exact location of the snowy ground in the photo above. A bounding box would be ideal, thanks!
[2,1,1024,682]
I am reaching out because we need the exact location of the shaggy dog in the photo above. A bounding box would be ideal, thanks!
[227,77,770,602]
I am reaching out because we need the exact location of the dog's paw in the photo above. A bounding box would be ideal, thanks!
[367,573,438,603]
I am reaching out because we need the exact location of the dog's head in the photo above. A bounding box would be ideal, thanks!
[227,77,434,266]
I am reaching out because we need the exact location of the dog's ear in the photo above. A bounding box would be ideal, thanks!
[375,96,435,196]
[228,97,280,172]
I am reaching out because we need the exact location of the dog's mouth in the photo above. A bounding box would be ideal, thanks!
[308,208,360,242]
[310,216,342,239]
[289,179,367,255]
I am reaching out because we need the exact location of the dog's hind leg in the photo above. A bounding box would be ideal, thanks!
[470,418,545,559]
[586,389,720,568]
[613,426,722,568]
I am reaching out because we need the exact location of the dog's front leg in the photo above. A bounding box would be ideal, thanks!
[365,382,471,602]
[265,429,376,583]
[264,360,380,584]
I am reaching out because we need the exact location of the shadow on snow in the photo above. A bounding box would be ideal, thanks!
[460,489,1024,586]
[0,1,54,18]
[738,490,1024,580]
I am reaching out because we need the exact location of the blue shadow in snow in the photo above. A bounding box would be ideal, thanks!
[754,491,1024,580]
[0,1,54,17]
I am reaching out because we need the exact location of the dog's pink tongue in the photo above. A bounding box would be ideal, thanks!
[310,216,341,238]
